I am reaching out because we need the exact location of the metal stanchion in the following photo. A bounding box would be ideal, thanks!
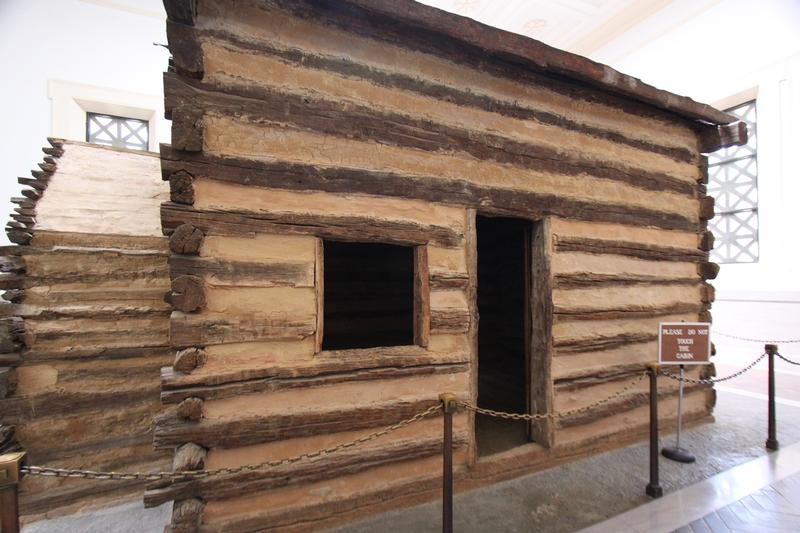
[646,364,663,498]
[439,393,456,533]
[662,364,696,463]
[766,344,779,451]
[0,452,25,533]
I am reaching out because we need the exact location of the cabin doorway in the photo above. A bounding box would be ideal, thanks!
[476,215,532,456]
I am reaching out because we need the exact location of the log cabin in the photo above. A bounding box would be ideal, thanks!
[0,0,747,530]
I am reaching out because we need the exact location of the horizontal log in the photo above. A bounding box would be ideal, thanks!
[553,273,697,290]
[554,332,657,356]
[554,302,703,322]
[160,147,698,232]
[170,311,315,347]
[557,381,710,429]
[169,255,313,287]
[178,20,697,163]
[0,317,24,353]
[1,387,159,424]
[165,73,697,196]
[20,346,171,363]
[161,361,468,404]
[430,308,470,332]
[429,272,469,290]
[145,433,464,506]
[153,398,439,449]
[0,353,21,366]
[0,275,24,290]
[161,202,463,248]
[553,236,706,263]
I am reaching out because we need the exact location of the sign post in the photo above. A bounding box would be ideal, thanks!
[658,322,711,463]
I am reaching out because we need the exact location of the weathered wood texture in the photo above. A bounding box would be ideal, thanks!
[157,0,724,530]
[0,141,172,518]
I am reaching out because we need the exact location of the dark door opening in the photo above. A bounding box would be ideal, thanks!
[476,215,532,456]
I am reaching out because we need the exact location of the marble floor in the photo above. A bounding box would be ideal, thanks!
[580,442,800,533]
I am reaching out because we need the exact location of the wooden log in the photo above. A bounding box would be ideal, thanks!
[0,317,24,353]
[554,332,657,356]
[430,308,470,332]
[171,106,203,153]
[701,283,716,304]
[554,302,702,322]
[7,230,32,245]
[169,255,313,287]
[169,223,204,255]
[530,219,554,446]
[195,30,701,167]
[413,246,430,347]
[699,230,715,252]
[170,275,205,313]
[174,347,207,373]
[429,272,469,290]
[0,367,16,398]
[314,238,324,353]
[0,256,24,273]
[699,196,715,220]
[164,0,196,25]
[160,149,699,233]
[171,498,204,533]
[161,202,464,248]
[1,387,159,423]
[177,397,203,421]
[0,275,24,290]
[698,261,720,280]
[0,354,21,367]
[553,273,697,290]
[161,361,468,404]
[553,236,706,262]
[170,311,315,347]
[2,290,23,303]
[0,424,20,454]
[145,434,464,506]
[167,20,203,78]
[174,442,207,471]
[164,74,697,196]
[699,121,748,153]
[153,398,440,449]
[169,170,196,205]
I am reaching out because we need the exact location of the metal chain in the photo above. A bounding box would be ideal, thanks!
[659,353,766,384]
[458,371,647,421]
[21,403,442,481]
[777,353,800,366]
[714,331,800,344]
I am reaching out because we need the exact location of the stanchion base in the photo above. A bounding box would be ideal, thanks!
[645,484,663,498]
[766,439,779,451]
[661,446,695,463]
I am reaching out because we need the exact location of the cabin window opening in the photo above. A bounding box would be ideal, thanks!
[321,240,415,350]
[475,215,533,456]
[708,99,759,263]
[86,112,149,151]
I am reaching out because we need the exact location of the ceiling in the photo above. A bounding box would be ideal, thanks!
[416,0,675,57]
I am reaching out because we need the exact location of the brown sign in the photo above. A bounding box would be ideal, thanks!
[658,322,711,365]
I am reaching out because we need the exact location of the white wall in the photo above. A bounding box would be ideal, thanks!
[0,0,169,245]
[593,0,800,301]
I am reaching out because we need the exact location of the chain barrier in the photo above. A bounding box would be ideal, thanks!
[714,331,800,344]
[777,353,800,366]
[20,403,442,481]
[659,352,765,384]
[458,371,647,421]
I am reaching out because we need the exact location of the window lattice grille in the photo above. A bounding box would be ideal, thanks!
[86,112,149,151]
[707,100,758,264]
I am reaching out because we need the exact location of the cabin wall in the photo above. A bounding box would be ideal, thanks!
[0,141,172,518]
[156,0,718,530]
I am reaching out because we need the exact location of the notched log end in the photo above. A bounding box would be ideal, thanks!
[166,21,204,78]
[169,170,196,205]
[169,223,204,255]
[698,261,720,280]
[171,498,205,532]
[174,442,207,471]
[699,196,715,221]
[170,275,206,313]
[164,0,197,26]
[171,107,203,153]
[699,230,715,252]
[173,347,207,373]
[177,397,204,422]
[699,121,748,153]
